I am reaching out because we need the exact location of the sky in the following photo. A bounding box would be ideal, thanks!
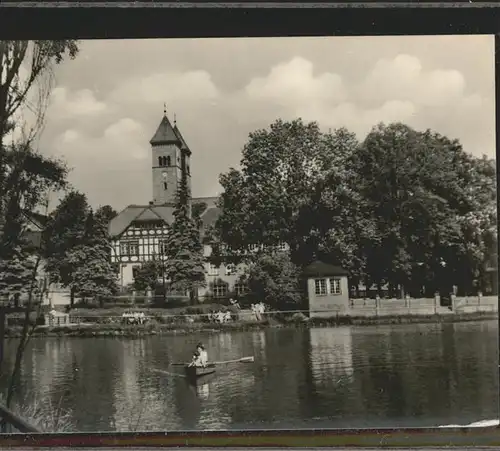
[23,35,496,211]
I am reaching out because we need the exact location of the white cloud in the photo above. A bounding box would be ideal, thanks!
[360,54,466,107]
[52,118,151,207]
[38,38,494,210]
[60,129,80,144]
[241,54,483,139]
[109,70,219,106]
[245,56,346,108]
[49,87,108,118]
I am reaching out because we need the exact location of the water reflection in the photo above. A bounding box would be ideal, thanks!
[308,327,354,385]
[0,321,497,431]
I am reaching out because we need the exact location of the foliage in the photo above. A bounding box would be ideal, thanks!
[213,119,370,270]
[350,123,496,295]
[164,173,206,296]
[0,39,79,410]
[70,211,118,302]
[214,119,496,298]
[239,250,302,309]
[0,40,79,145]
[0,143,67,261]
[42,191,90,304]
[0,244,38,304]
[0,393,73,433]
[191,201,207,229]
[94,205,118,225]
[133,260,162,292]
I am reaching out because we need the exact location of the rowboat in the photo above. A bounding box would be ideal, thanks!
[184,363,216,383]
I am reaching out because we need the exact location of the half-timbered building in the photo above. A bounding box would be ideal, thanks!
[108,111,223,296]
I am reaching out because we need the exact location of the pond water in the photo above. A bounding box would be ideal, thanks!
[0,320,498,432]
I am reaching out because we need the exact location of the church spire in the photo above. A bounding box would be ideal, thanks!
[150,108,179,146]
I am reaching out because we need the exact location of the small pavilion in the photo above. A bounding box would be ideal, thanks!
[303,260,350,318]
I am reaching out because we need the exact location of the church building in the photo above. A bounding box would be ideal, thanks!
[108,110,243,301]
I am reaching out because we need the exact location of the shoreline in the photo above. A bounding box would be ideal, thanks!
[4,311,497,339]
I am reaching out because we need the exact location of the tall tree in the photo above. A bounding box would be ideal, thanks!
[0,40,78,410]
[213,119,365,269]
[42,191,90,307]
[164,173,206,301]
[350,123,495,296]
[70,211,118,306]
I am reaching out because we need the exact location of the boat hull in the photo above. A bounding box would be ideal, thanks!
[184,364,216,383]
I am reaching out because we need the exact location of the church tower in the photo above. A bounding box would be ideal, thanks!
[150,108,192,205]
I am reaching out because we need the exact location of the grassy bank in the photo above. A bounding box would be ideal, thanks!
[3,310,497,339]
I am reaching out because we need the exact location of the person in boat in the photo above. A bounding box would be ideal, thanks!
[188,350,202,367]
[196,343,208,367]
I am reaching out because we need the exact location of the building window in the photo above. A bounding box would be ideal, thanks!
[132,266,140,279]
[330,278,342,295]
[159,240,167,254]
[225,263,236,276]
[315,278,327,296]
[234,282,247,296]
[208,264,219,276]
[166,156,171,166]
[158,156,163,166]
[213,282,228,298]
[163,182,168,190]
[120,240,139,256]
[187,165,190,174]
[249,244,259,252]
[278,243,287,251]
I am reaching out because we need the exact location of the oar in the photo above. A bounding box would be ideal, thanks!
[212,356,255,365]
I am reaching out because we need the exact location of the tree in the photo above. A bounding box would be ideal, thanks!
[95,205,118,225]
[70,211,118,306]
[239,250,302,310]
[0,39,79,416]
[191,201,207,229]
[350,122,495,297]
[42,191,90,307]
[133,260,162,292]
[164,172,206,301]
[0,143,67,259]
[0,245,37,304]
[214,119,363,269]
[0,40,79,146]
[0,41,79,248]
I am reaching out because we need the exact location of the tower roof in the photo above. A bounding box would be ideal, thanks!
[173,123,192,155]
[150,114,181,146]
